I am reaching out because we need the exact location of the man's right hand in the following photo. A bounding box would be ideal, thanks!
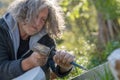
[21,52,48,71]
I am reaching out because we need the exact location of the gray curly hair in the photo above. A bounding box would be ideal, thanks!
[7,0,65,37]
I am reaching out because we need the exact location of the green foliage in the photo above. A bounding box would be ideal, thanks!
[102,41,120,61]
[88,41,120,69]
[60,0,98,39]
[92,0,120,19]
[93,64,114,80]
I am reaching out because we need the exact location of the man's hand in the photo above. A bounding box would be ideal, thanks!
[21,51,48,71]
[53,50,75,72]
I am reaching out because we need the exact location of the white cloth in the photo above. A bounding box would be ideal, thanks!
[107,48,120,80]
[12,67,46,80]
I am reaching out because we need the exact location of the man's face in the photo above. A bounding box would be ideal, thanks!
[21,7,48,36]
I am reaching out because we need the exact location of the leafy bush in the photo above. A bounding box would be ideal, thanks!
[94,64,114,80]
[88,41,120,69]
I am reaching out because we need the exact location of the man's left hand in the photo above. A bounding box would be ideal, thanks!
[53,50,75,72]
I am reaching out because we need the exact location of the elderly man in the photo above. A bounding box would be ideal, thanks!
[0,0,74,80]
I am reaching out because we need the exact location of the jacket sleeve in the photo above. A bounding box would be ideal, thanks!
[0,27,24,79]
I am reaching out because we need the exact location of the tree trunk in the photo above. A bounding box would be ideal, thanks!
[97,12,120,49]
[97,12,109,48]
